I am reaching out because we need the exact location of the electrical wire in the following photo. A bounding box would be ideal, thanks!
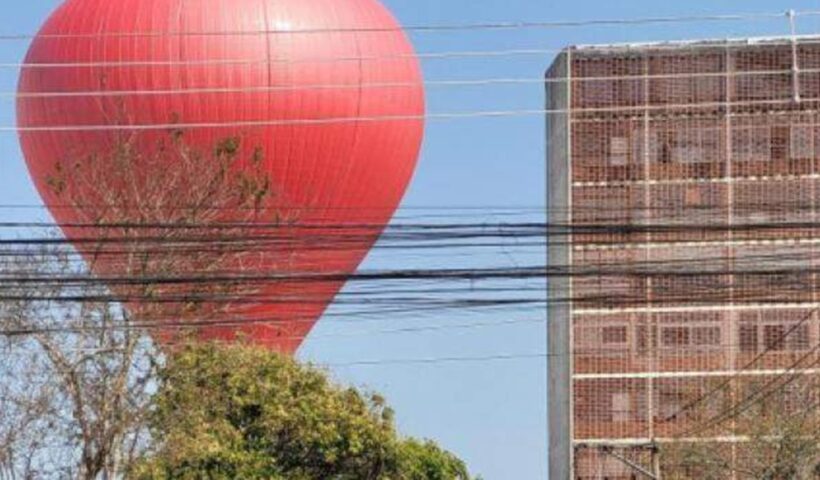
[676,333,820,438]
[2,33,818,73]
[0,10,800,40]
[3,8,820,452]
[7,96,820,133]
[327,352,548,367]
[661,308,819,427]
[3,66,819,100]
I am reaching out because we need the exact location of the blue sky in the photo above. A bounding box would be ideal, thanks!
[2,1,820,479]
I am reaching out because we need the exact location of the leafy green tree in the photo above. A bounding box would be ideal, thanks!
[661,377,820,479]
[134,343,471,480]
[396,440,473,480]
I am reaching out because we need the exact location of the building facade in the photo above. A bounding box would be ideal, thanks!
[547,37,820,479]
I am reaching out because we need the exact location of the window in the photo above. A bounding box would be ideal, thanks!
[814,127,820,158]
[646,131,661,162]
[672,130,703,163]
[660,324,721,349]
[738,320,810,353]
[789,324,810,351]
[636,325,649,356]
[692,326,721,346]
[733,127,772,162]
[656,390,685,422]
[652,128,721,164]
[684,185,703,207]
[661,327,690,347]
[790,126,814,160]
[602,326,628,344]
[574,320,630,356]
[609,136,629,166]
[764,325,788,352]
[739,323,758,353]
[581,78,615,106]
[612,393,631,423]
[668,127,720,163]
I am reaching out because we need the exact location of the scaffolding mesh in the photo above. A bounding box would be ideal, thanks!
[548,37,820,479]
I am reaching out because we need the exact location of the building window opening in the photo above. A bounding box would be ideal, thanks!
[739,319,811,353]
[611,392,632,423]
[733,126,772,162]
[602,326,628,345]
[609,136,630,166]
[790,125,814,160]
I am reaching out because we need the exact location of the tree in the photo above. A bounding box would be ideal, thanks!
[661,374,820,479]
[0,130,276,478]
[0,129,470,478]
[396,440,474,480]
[133,342,471,480]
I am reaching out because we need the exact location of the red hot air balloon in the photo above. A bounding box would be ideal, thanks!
[17,0,425,353]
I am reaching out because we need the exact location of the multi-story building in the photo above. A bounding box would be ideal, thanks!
[547,36,820,479]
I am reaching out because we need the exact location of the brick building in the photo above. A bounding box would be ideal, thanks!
[547,37,820,479]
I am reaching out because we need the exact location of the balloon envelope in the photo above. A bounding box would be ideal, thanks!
[17,0,425,353]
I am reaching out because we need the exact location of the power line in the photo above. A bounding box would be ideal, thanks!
[0,220,818,250]
[0,316,547,341]
[327,352,548,367]
[1,199,817,213]
[6,66,820,100]
[3,47,562,69]
[676,333,820,438]
[0,279,815,316]
[6,33,820,72]
[0,10,802,40]
[10,97,820,132]
[660,308,819,428]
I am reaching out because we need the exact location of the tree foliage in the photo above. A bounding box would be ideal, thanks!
[661,376,820,479]
[134,343,471,480]
[0,131,278,478]
[0,130,470,479]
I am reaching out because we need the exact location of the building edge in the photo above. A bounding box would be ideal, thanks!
[546,48,573,480]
